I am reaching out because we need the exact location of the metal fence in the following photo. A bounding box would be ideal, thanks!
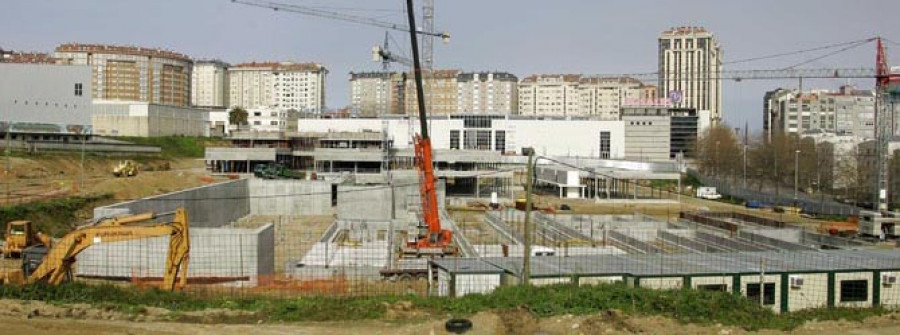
[690,170,861,216]
[6,209,900,315]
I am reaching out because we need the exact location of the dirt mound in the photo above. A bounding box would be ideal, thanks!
[0,299,171,322]
[496,307,540,335]
[383,301,429,320]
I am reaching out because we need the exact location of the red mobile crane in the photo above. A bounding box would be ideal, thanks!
[400,0,456,257]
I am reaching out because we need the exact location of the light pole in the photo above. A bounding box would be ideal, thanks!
[743,144,747,189]
[794,149,801,203]
[715,140,720,190]
[715,141,720,177]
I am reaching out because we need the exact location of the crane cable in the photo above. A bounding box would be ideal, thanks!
[781,39,873,70]
[725,37,876,66]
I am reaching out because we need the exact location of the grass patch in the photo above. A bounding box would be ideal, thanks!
[0,194,113,238]
[0,282,890,330]
[110,136,229,158]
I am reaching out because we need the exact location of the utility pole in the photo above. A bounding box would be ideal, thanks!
[523,153,534,286]
[743,144,747,189]
[794,150,801,203]
[5,123,10,204]
[80,131,87,194]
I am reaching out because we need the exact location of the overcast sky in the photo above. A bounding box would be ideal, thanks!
[2,0,899,132]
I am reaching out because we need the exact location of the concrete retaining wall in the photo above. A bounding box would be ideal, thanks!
[249,179,332,216]
[337,179,446,221]
[75,224,275,287]
[93,179,250,228]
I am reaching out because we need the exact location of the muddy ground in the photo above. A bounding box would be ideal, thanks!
[1,299,900,334]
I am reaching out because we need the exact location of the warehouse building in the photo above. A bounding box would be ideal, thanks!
[0,62,93,141]
[92,100,212,137]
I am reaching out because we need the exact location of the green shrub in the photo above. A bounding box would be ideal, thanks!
[0,281,889,329]
[0,194,112,238]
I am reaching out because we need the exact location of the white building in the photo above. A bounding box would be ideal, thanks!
[191,60,229,108]
[456,72,518,114]
[92,100,210,137]
[247,108,299,132]
[206,109,230,137]
[295,114,626,159]
[228,62,327,112]
[518,75,651,118]
[0,62,93,139]
[765,86,875,139]
[658,26,723,122]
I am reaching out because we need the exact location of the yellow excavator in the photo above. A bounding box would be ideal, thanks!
[2,220,52,258]
[2,208,190,291]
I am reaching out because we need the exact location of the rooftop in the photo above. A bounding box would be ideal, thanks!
[661,26,712,36]
[231,62,326,72]
[0,51,60,64]
[55,43,191,62]
[433,250,900,276]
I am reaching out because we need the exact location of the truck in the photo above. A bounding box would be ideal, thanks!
[253,163,305,180]
[696,187,722,200]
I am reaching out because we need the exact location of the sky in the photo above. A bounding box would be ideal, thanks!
[2,0,899,132]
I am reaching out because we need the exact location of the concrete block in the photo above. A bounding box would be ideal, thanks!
[75,224,275,287]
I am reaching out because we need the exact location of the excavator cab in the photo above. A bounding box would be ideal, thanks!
[3,221,49,258]
[22,245,50,278]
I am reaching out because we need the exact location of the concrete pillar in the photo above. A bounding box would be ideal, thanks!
[633,179,637,200]
[475,176,480,198]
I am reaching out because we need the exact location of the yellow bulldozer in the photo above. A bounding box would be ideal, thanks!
[112,160,139,177]
[2,221,52,259]
[1,208,190,291]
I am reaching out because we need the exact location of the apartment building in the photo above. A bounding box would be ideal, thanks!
[764,85,875,139]
[191,60,229,108]
[228,62,327,112]
[349,71,406,116]
[518,75,650,118]
[658,26,723,122]
[405,69,460,115]
[456,72,518,114]
[53,43,192,107]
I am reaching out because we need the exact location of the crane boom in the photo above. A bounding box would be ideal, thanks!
[231,0,450,40]
[403,0,453,256]
[585,67,877,82]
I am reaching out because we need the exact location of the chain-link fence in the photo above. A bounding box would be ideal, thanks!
[690,169,861,216]
[5,205,900,315]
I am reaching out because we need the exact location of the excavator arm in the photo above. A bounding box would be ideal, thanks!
[26,208,190,291]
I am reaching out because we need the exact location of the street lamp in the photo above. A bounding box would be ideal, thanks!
[794,149,801,203]
[743,144,747,189]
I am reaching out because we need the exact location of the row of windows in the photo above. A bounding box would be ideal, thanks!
[698,280,869,306]
[12,100,79,109]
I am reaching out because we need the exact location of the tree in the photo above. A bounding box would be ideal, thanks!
[695,124,741,181]
[229,107,248,126]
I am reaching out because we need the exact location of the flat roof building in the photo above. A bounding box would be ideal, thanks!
[0,62,93,139]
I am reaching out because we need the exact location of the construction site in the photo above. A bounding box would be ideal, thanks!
[5,1,900,334]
